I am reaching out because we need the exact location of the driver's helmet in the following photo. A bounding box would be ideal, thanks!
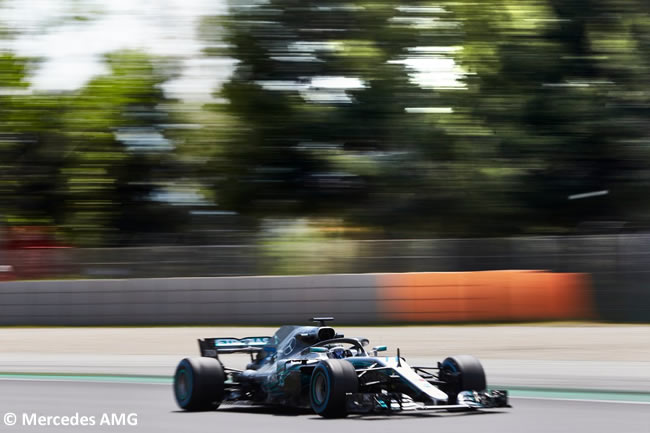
[329,347,345,359]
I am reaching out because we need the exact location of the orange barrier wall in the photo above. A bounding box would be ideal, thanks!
[378,271,594,322]
[0,272,595,325]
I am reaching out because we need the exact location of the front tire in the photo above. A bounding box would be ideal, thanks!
[174,357,225,411]
[310,359,358,418]
[440,355,486,404]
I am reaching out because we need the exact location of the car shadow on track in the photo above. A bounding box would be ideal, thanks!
[170,406,311,417]
[177,406,509,420]
[321,411,507,421]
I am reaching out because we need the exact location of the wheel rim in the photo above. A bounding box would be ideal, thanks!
[313,371,328,406]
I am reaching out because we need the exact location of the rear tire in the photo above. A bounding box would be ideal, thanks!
[440,355,486,404]
[310,359,358,418]
[173,357,225,411]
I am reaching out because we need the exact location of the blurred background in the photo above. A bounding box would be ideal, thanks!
[0,0,649,321]
[0,5,649,432]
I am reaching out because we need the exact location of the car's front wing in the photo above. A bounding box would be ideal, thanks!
[346,390,510,414]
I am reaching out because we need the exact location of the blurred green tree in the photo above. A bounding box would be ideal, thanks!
[0,30,72,228]
[0,90,70,227]
[204,0,460,230]
[441,0,650,233]
[61,51,186,246]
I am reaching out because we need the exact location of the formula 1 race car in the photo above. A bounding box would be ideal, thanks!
[173,318,509,417]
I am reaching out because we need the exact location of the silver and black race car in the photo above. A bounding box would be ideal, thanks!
[173,318,509,417]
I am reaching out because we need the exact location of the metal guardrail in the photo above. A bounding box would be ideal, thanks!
[5,235,645,277]
[3,235,649,322]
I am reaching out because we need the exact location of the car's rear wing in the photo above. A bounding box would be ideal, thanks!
[198,336,273,358]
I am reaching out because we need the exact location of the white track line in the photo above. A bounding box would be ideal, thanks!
[0,377,169,385]
[513,396,650,405]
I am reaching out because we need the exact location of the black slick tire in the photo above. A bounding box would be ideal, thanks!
[440,355,486,404]
[310,359,358,418]
[173,357,225,411]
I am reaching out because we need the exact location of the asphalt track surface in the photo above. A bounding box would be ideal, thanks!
[1,379,649,433]
[2,325,650,392]
[1,326,649,432]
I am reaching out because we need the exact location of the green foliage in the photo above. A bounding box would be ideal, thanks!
[0,53,29,88]
[439,0,650,231]
[208,1,454,224]
[61,51,184,245]
[0,49,185,246]
[204,0,650,236]
[2,0,650,244]
[0,54,65,227]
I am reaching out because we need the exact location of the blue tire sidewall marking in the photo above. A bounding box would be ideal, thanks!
[312,366,331,412]
[175,360,194,407]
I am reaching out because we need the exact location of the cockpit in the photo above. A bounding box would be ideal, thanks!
[245,318,371,370]
[273,324,339,358]
[263,319,369,360]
